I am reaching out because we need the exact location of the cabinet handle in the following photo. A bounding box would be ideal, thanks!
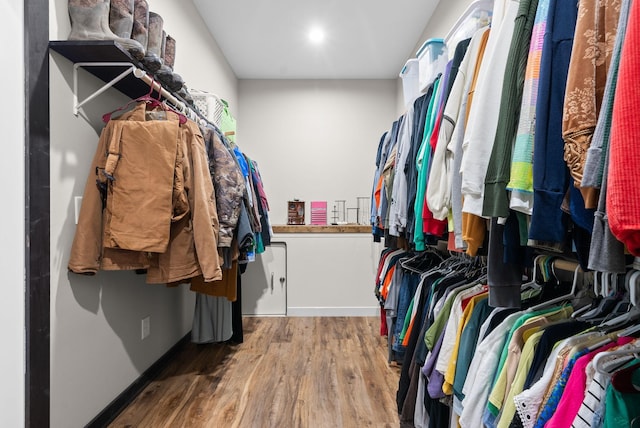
[271,273,274,291]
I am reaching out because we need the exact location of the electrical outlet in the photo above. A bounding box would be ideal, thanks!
[141,316,151,340]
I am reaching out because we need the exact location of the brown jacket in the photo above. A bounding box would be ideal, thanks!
[68,102,222,283]
[563,0,621,207]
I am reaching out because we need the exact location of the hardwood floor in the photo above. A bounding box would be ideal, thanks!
[109,317,401,428]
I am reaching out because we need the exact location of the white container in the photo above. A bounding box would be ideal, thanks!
[190,89,224,128]
[399,58,420,108]
[416,38,448,92]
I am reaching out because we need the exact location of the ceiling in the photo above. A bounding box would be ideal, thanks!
[192,0,441,80]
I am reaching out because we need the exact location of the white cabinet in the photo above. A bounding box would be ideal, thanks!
[241,242,287,316]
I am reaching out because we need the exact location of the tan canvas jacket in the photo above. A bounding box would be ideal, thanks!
[68,102,222,283]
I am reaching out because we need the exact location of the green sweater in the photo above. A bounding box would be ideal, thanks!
[483,0,540,218]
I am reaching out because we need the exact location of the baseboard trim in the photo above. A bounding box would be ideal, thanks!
[286,307,379,317]
[85,332,191,428]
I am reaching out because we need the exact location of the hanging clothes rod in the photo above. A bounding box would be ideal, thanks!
[131,68,185,113]
[71,61,227,138]
[72,62,185,116]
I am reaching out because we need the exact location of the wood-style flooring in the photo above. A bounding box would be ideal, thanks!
[109,317,401,428]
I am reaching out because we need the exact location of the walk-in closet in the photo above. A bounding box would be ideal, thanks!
[6,0,640,426]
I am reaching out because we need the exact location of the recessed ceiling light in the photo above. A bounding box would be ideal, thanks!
[309,27,325,44]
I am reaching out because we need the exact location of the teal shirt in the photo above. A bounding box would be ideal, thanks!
[414,77,441,251]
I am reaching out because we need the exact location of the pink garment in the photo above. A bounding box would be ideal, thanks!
[544,336,635,428]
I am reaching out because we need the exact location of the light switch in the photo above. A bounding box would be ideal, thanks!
[74,196,82,225]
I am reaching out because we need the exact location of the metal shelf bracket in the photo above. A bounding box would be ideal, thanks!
[72,62,135,115]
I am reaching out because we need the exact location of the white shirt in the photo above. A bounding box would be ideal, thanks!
[459,311,523,428]
[447,26,491,247]
[460,0,519,216]
[426,62,465,221]
[435,283,486,374]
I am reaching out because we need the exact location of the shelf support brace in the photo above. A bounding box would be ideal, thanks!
[73,62,136,116]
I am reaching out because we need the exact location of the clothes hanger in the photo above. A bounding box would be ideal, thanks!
[631,269,640,307]
[598,305,640,331]
[400,249,445,274]
[577,272,624,321]
[102,76,162,123]
[102,76,187,124]
[530,257,571,305]
[572,274,599,318]
[150,85,188,125]
[400,256,429,274]
[597,271,640,331]
[619,322,640,338]
[529,264,581,312]
[520,255,546,292]
[592,345,640,375]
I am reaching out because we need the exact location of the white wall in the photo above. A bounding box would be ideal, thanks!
[280,234,383,316]
[0,1,25,426]
[238,79,397,225]
[48,1,238,426]
[237,79,395,315]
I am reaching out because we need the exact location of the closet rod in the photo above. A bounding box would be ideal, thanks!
[72,62,186,116]
[132,68,185,113]
[72,62,226,138]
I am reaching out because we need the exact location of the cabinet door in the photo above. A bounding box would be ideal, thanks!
[241,242,287,316]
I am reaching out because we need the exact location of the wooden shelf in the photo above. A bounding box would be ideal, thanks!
[272,225,371,234]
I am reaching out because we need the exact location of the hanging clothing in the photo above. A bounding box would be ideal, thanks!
[483,0,541,219]
[414,76,442,251]
[191,293,233,344]
[607,0,640,256]
[452,27,491,252]
[528,0,579,248]
[460,0,519,217]
[563,0,622,208]
[582,0,631,190]
[202,126,245,249]
[507,0,551,215]
[421,62,452,238]
[405,93,432,246]
[68,102,222,283]
[426,37,473,222]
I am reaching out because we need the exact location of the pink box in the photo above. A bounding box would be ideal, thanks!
[310,201,327,225]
